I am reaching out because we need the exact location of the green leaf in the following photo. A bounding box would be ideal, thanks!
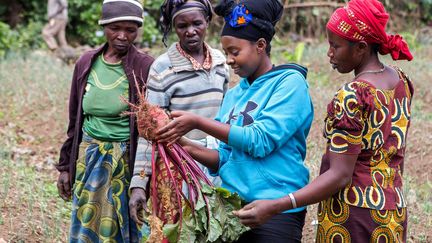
[178,203,198,243]
[201,183,214,194]
[215,187,231,198]
[195,191,206,211]
[206,216,223,242]
[163,222,179,243]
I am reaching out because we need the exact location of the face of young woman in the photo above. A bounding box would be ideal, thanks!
[104,21,138,55]
[174,11,208,54]
[221,36,261,79]
[326,29,359,74]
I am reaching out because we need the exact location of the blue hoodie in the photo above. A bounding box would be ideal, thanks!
[212,64,313,213]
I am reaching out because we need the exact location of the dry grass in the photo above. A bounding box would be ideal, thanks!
[0,42,430,242]
[0,51,72,242]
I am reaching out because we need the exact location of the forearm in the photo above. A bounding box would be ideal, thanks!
[195,116,230,144]
[130,138,153,189]
[180,138,220,172]
[273,169,351,213]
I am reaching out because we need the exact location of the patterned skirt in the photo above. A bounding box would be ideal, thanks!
[69,133,139,242]
[316,197,407,243]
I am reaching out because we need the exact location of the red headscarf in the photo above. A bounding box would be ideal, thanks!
[326,0,413,61]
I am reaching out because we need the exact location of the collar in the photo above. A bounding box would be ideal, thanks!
[167,42,226,72]
[76,43,140,81]
[176,42,212,71]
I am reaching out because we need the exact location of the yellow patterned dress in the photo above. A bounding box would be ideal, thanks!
[316,67,413,243]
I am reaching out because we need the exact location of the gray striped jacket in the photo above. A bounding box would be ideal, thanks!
[130,43,229,189]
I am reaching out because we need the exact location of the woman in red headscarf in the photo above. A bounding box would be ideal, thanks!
[233,0,414,241]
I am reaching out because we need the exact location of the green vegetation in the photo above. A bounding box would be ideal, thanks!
[0,0,165,56]
[1,0,431,57]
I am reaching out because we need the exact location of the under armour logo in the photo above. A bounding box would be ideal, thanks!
[226,101,258,126]
[226,108,237,124]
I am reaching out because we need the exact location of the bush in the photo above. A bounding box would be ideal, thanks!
[0,21,16,57]
[67,0,164,47]
[0,20,45,57]
[68,0,104,46]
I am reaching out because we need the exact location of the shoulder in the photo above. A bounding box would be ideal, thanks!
[269,65,309,91]
[208,45,226,62]
[130,48,154,65]
[75,48,99,67]
[136,50,154,62]
[277,64,308,79]
[331,81,376,114]
[222,81,242,98]
[336,81,371,100]
[150,52,172,74]
[393,65,414,98]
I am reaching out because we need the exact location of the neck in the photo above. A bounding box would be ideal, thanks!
[182,43,205,61]
[354,55,382,76]
[248,56,272,83]
[104,46,128,63]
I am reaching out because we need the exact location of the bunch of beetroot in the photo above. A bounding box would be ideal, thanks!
[125,74,248,243]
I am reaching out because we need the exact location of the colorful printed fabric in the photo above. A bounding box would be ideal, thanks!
[321,66,414,211]
[70,133,139,242]
[316,197,407,242]
[176,42,212,71]
[326,0,413,61]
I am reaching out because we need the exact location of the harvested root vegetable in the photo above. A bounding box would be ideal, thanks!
[126,73,249,242]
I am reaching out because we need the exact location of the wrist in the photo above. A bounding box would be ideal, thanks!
[131,187,146,194]
[274,196,292,213]
[195,115,204,131]
[288,193,297,209]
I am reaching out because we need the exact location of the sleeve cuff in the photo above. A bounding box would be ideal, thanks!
[129,175,149,190]
[209,149,222,176]
[227,125,244,148]
[55,164,69,172]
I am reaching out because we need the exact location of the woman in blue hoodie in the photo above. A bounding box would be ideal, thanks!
[156,0,314,242]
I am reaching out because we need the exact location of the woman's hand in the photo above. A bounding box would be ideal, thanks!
[129,188,148,225]
[57,171,71,201]
[156,111,200,145]
[233,199,279,228]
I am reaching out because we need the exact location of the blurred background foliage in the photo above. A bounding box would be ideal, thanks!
[0,0,431,57]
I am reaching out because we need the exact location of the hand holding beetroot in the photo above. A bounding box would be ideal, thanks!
[155,111,200,145]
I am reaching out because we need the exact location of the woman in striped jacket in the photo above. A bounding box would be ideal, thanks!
[128,0,230,227]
